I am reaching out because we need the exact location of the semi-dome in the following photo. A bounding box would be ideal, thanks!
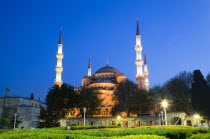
[95,65,122,74]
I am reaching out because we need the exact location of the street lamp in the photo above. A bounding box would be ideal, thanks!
[14,113,17,130]
[83,107,87,125]
[160,111,164,125]
[117,115,121,126]
[66,112,71,129]
[194,114,200,126]
[161,100,168,125]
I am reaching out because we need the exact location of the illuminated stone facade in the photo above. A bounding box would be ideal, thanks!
[82,62,126,117]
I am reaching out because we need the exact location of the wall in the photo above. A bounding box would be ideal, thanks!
[0,97,41,129]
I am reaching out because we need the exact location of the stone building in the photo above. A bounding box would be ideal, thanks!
[59,112,209,128]
[0,96,41,129]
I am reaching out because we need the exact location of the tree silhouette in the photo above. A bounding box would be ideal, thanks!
[77,87,103,117]
[30,93,34,100]
[192,70,210,119]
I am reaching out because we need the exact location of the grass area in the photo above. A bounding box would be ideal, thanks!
[0,125,209,139]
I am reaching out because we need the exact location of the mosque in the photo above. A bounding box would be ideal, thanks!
[54,20,150,117]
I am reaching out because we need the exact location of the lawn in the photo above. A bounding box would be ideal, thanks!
[0,125,209,139]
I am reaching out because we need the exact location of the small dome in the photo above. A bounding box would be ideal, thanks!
[95,66,122,74]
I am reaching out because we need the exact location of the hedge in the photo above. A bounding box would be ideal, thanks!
[0,129,13,133]
[0,126,208,139]
[188,133,210,139]
[71,128,208,139]
[70,125,120,130]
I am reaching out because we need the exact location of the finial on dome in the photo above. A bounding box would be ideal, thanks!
[58,26,62,44]
[88,58,92,76]
[136,17,140,36]
[106,59,109,67]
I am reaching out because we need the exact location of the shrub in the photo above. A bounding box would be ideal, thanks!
[0,125,208,139]
[188,133,210,139]
[109,135,168,139]
[71,127,208,139]
[0,129,13,134]
[0,118,8,129]
[70,125,120,130]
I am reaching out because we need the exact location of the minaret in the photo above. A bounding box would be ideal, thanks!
[54,28,64,87]
[88,58,91,76]
[143,54,150,90]
[135,18,144,89]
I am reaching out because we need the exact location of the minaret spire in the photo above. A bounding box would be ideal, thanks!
[136,17,140,36]
[58,27,62,44]
[143,54,150,90]
[88,58,91,76]
[135,18,144,89]
[54,28,64,87]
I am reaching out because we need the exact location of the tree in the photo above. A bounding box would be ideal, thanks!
[112,79,154,116]
[39,83,78,127]
[77,87,103,117]
[0,118,8,129]
[112,79,138,117]
[206,73,210,87]
[1,107,22,129]
[132,90,155,114]
[148,85,167,116]
[163,71,193,114]
[191,70,210,119]
[6,114,22,129]
[30,93,34,100]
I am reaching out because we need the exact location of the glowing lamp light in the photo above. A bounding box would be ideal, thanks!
[161,99,168,125]
[194,114,200,119]
[117,116,121,120]
[161,100,168,108]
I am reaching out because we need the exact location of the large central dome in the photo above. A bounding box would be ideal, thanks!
[95,65,122,74]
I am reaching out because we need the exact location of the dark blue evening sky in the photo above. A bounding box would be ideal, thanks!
[1,0,210,101]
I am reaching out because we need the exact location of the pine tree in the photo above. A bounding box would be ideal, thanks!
[39,83,77,127]
[191,70,210,119]
[30,93,34,100]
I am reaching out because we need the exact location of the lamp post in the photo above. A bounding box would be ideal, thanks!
[117,116,121,126]
[161,100,168,125]
[194,114,200,126]
[161,111,164,125]
[83,107,87,125]
[14,113,17,130]
[66,112,71,129]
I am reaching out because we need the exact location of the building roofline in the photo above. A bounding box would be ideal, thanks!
[0,96,41,102]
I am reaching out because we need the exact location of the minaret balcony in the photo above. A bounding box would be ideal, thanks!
[136,75,144,80]
[55,67,63,72]
[54,81,63,86]
[135,45,142,51]
[144,71,149,76]
[56,54,64,59]
[135,60,143,65]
